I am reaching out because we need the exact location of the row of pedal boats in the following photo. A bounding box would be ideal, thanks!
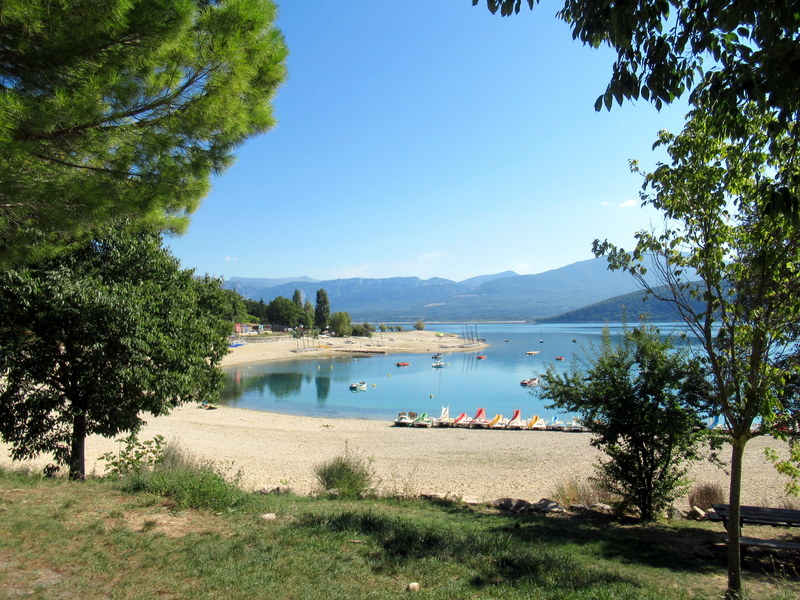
[392,407,586,432]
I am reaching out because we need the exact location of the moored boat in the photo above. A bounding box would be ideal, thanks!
[395,362,410,367]
[520,377,540,387]
[349,381,367,391]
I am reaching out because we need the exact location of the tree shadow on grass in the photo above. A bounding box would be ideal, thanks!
[295,508,640,593]
[490,509,723,574]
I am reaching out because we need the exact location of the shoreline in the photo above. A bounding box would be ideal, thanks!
[1,404,793,507]
[221,329,488,367]
[2,329,795,507]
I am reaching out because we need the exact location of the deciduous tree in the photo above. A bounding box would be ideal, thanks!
[330,312,352,337]
[0,227,230,480]
[542,324,711,520]
[593,104,800,599]
[0,0,287,267]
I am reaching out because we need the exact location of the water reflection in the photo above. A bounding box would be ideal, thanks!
[315,376,331,404]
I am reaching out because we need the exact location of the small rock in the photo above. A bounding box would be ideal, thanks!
[667,506,687,520]
[688,506,707,520]
[531,498,564,514]
[260,513,277,521]
[256,485,292,495]
[406,582,420,592]
[588,503,615,515]
[569,504,588,512]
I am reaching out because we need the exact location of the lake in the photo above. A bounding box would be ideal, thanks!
[219,322,692,421]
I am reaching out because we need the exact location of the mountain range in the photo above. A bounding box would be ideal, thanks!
[224,257,687,322]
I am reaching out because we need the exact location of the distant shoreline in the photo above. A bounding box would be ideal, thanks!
[221,329,488,367]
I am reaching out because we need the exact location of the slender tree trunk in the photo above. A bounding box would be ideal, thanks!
[68,411,87,481]
[726,437,747,600]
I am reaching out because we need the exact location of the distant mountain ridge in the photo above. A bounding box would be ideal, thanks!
[224,258,659,321]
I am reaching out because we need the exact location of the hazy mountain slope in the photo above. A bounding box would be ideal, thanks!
[223,258,652,321]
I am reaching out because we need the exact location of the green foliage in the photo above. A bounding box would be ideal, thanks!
[265,295,304,327]
[99,434,165,478]
[0,0,287,268]
[220,288,256,326]
[314,444,377,499]
[541,323,710,521]
[0,226,231,480]
[765,442,800,496]
[314,288,331,330]
[350,323,373,337]
[475,1,800,121]
[593,104,800,597]
[329,311,352,337]
[378,323,388,332]
[414,320,425,331]
[120,443,249,512]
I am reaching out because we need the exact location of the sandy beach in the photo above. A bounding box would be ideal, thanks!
[1,330,795,508]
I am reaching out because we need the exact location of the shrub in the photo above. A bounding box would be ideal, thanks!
[350,323,373,337]
[315,444,377,499]
[119,442,249,511]
[414,320,425,331]
[688,482,726,510]
[99,433,165,477]
[541,323,711,521]
[552,477,618,508]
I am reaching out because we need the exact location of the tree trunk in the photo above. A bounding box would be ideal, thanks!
[726,438,747,600]
[68,411,87,481]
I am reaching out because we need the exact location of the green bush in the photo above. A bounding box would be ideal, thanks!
[99,433,165,477]
[350,323,373,337]
[314,444,376,499]
[119,442,249,511]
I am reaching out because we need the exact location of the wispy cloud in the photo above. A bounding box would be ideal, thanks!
[600,201,610,206]
[617,199,637,208]
[224,256,238,262]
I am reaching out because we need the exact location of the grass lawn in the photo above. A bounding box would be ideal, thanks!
[1,466,797,600]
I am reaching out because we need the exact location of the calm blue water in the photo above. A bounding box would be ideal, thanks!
[219,323,692,421]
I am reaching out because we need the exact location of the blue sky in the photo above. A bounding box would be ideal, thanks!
[166,1,690,283]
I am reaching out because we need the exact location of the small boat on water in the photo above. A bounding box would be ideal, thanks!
[349,381,367,391]
[395,362,410,367]
[432,360,446,368]
[525,350,540,355]
[431,352,443,359]
[477,355,487,360]
[555,356,565,361]
[520,377,540,387]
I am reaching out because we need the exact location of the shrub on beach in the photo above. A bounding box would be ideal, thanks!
[119,442,249,511]
[315,444,377,499]
[688,482,726,510]
[552,478,618,508]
